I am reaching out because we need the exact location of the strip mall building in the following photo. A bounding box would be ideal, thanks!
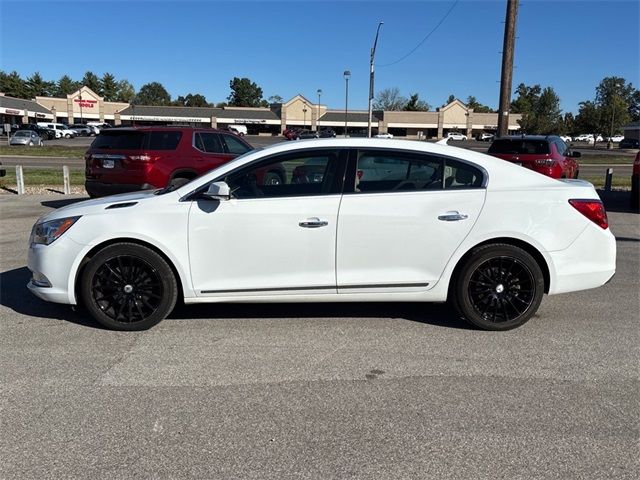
[2,87,523,138]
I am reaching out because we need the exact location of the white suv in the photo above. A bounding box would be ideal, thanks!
[446,132,467,141]
[37,122,77,139]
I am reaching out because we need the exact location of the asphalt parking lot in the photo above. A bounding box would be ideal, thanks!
[1,193,639,479]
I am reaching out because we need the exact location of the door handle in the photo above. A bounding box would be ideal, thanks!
[299,217,328,228]
[438,211,468,222]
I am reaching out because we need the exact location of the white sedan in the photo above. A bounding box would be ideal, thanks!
[446,132,467,141]
[374,133,394,139]
[27,139,616,331]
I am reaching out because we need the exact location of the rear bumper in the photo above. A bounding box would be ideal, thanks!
[547,223,616,295]
[85,180,155,198]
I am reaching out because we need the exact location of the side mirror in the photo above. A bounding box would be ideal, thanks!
[202,181,230,200]
[571,151,582,158]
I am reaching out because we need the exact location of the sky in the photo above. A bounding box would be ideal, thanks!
[1,0,638,114]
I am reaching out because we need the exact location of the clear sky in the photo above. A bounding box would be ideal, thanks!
[1,0,638,113]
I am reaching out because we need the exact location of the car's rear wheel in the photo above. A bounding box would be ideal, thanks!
[80,243,178,331]
[452,244,544,331]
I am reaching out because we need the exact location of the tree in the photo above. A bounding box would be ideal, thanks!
[174,93,209,107]
[82,71,101,94]
[101,73,118,101]
[373,87,407,111]
[595,76,635,135]
[403,93,430,111]
[562,112,575,136]
[575,101,601,136]
[466,95,493,113]
[268,95,284,104]
[446,94,456,104]
[0,70,27,98]
[511,83,562,134]
[227,77,265,107]
[25,72,54,98]
[134,82,171,105]
[56,75,81,97]
[116,80,136,103]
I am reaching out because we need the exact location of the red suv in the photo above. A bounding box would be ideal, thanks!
[85,127,254,197]
[487,135,581,179]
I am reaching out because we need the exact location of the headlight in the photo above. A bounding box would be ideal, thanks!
[31,216,81,245]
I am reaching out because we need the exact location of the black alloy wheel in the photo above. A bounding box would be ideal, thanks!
[80,243,177,330]
[452,244,544,331]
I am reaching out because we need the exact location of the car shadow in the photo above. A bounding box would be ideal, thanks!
[1,266,471,330]
[41,197,89,209]
[598,189,638,214]
[0,266,102,329]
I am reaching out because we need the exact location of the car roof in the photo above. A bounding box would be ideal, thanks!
[103,126,230,133]
[494,135,558,141]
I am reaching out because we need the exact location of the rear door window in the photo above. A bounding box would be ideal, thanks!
[91,131,144,149]
[220,134,251,154]
[144,131,182,150]
[195,132,224,153]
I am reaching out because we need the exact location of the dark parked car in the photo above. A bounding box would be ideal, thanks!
[318,129,336,138]
[18,124,55,140]
[619,138,640,149]
[487,135,580,179]
[85,127,254,197]
[296,129,319,140]
[283,128,301,140]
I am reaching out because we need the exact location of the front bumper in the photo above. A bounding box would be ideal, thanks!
[27,235,88,305]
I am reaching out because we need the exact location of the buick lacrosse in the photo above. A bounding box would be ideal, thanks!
[28,139,616,331]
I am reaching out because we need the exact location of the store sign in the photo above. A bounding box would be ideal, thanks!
[74,98,98,108]
[128,115,209,123]
[1,108,23,115]
[232,119,266,124]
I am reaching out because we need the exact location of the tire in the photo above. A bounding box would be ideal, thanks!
[28,141,34,146]
[451,243,544,331]
[263,171,283,185]
[65,133,71,138]
[80,243,178,331]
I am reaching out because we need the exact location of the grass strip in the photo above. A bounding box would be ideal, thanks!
[0,145,85,157]
[0,168,85,187]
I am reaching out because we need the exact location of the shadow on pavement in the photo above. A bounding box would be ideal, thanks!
[169,301,473,330]
[1,266,471,330]
[0,266,102,329]
[41,197,89,209]
[598,189,638,214]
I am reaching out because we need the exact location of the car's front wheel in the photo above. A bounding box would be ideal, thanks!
[451,243,544,331]
[80,243,178,330]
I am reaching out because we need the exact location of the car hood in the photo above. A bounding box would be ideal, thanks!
[36,189,168,224]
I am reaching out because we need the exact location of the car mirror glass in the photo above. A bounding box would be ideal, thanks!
[202,181,230,200]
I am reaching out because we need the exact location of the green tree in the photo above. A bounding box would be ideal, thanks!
[101,73,118,101]
[595,76,635,136]
[268,95,284,104]
[116,80,136,103]
[82,71,101,94]
[134,82,171,105]
[56,75,81,96]
[26,72,54,97]
[510,83,542,115]
[227,77,265,107]
[446,94,456,105]
[466,95,493,113]
[174,93,209,107]
[0,70,27,98]
[511,84,562,134]
[403,93,430,111]
[562,112,575,136]
[373,87,407,111]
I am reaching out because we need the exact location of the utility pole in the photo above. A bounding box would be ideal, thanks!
[497,0,519,137]
[368,21,383,138]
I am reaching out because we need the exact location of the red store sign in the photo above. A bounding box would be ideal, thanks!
[74,99,98,108]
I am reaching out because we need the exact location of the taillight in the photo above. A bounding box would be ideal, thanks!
[569,199,608,229]
[534,158,555,167]
[127,154,160,163]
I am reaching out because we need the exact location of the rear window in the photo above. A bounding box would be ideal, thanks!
[488,139,550,155]
[91,131,182,150]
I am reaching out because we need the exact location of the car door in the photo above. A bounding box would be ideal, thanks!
[336,149,486,293]
[188,148,346,296]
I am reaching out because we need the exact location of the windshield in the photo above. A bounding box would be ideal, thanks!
[15,131,30,137]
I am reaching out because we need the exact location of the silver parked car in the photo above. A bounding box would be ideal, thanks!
[10,130,44,146]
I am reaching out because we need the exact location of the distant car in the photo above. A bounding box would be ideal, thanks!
[619,138,639,149]
[606,135,624,142]
[631,152,639,211]
[37,122,77,139]
[559,135,572,143]
[18,124,54,140]
[227,125,248,136]
[318,129,336,138]
[487,135,580,179]
[283,128,301,140]
[574,134,603,144]
[296,129,319,140]
[69,124,93,136]
[10,130,44,146]
[477,132,494,142]
[446,132,467,141]
[375,133,394,139]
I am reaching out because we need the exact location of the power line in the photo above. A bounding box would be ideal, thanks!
[378,0,459,68]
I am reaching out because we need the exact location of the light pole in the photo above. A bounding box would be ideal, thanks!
[79,93,83,124]
[607,80,622,150]
[344,70,351,137]
[317,88,322,132]
[368,21,383,138]
[303,104,308,128]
